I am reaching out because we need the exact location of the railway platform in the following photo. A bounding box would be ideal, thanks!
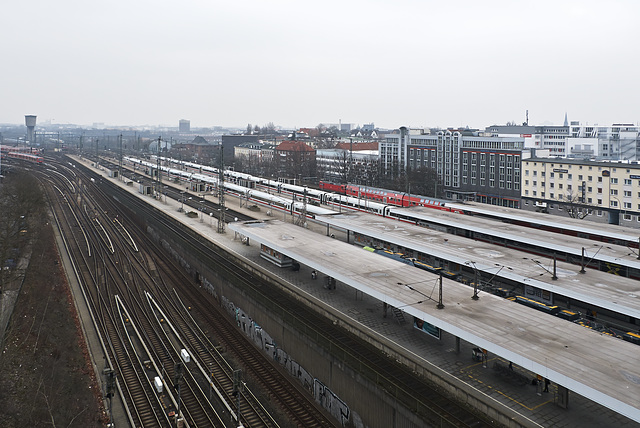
[77,156,640,428]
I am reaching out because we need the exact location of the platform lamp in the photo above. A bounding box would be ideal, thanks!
[465,261,480,300]
[436,268,445,309]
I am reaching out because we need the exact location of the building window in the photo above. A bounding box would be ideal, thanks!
[611,189,618,195]
[611,178,618,184]
[625,179,632,185]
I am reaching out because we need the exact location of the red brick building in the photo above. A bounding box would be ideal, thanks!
[274,140,316,182]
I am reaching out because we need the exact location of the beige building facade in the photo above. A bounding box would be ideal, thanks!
[521,158,640,227]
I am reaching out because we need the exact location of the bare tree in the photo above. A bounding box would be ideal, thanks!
[263,122,277,135]
[561,191,592,219]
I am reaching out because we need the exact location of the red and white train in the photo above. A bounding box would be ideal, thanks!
[126,156,464,218]
[318,181,454,211]
[6,152,44,164]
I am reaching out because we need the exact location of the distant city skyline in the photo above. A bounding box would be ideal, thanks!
[2,1,638,130]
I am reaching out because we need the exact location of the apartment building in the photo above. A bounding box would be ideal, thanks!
[521,157,640,226]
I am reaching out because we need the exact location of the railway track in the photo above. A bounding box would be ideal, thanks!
[118,166,496,427]
[41,154,499,427]
[42,167,169,427]
[41,156,321,427]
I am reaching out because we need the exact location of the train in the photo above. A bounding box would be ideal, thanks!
[0,145,40,154]
[125,157,336,219]
[138,156,640,252]
[320,181,453,211]
[512,295,640,346]
[224,182,337,218]
[363,246,460,280]
[133,156,465,218]
[6,152,44,164]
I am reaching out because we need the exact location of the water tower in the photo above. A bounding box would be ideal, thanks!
[25,115,37,144]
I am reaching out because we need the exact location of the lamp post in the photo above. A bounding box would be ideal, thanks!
[612,195,626,225]
[465,261,480,300]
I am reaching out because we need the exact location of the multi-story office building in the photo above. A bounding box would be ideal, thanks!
[568,122,640,160]
[381,127,524,207]
[486,124,570,156]
[521,157,640,226]
[488,122,640,160]
[179,119,190,133]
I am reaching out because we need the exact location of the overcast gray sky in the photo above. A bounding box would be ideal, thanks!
[2,0,638,129]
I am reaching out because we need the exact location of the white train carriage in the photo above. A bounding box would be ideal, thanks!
[224,182,336,218]
[325,193,391,216]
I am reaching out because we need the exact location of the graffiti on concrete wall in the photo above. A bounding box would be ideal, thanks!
[314,379,350,425]
[221,296,357,427]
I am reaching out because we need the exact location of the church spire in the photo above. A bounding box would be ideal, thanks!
[564,112,568,127]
